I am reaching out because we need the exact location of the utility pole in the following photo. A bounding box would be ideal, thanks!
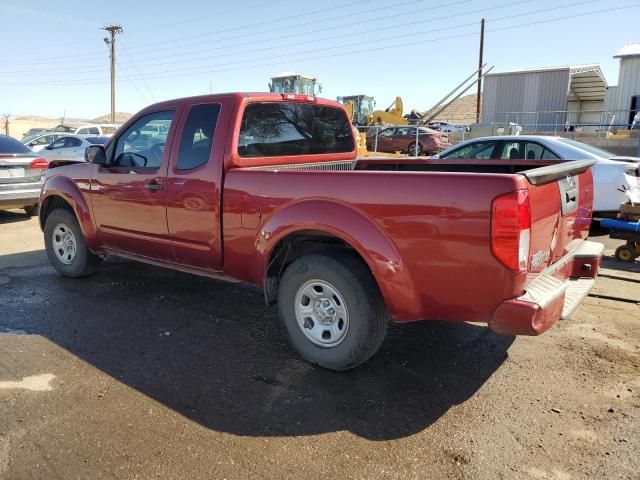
[102,25,123,124]
[476,18,485,124]
[2,114,10,136]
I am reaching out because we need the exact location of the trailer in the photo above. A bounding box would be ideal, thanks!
[601,218,640,262]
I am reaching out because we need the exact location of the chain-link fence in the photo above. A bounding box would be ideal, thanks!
[358,109,640,157]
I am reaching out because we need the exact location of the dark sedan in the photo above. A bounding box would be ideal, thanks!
[366,126,449,156]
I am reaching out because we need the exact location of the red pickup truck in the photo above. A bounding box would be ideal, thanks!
[39,92,603,370]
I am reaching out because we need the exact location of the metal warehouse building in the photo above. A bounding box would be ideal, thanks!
[604,43,640,127]
[481,64,608,131]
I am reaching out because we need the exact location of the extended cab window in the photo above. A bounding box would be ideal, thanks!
[112,111,174,169]
[238,102,354,157]
[177,103,221,170]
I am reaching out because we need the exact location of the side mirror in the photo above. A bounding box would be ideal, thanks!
[46,144,54,150]
[85,145,107,164]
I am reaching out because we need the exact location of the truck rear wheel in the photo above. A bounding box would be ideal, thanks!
[277,253,388,371]
[44,209,100,278]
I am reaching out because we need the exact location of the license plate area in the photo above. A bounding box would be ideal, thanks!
[0,168,26,178]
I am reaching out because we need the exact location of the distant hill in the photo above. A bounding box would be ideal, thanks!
[91,112,132,124]
[418,94,480,124]
[15,115,56,122]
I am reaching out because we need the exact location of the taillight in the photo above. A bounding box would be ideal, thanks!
[29,158,48,169]
[491,189,531,271]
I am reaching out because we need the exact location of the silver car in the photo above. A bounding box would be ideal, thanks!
[39,135,108,162]
[0,135,48,216]
[432,135,640,214]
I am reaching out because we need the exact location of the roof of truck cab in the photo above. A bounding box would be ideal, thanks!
[141,92,343,109]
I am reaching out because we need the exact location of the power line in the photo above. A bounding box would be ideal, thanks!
[0,0,612,80]
[0,2,99,27]
[133,0,289,33]
[121,44,156,102]
[0,0,472,74]
[124,0,381,51]
[2,2,637,86]
[0,0,377,66]
[0,0,474,75]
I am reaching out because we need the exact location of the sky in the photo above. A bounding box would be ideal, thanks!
[0,0,638,119]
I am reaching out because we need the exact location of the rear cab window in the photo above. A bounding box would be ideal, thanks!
[238,102,354,158]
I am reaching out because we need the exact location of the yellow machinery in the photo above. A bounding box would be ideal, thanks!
[368,97,408,125]
[339,95,375,126]
[269,73,321,96]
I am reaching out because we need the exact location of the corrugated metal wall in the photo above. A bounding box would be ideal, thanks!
[481,69,571,131]
[610,57,640,123]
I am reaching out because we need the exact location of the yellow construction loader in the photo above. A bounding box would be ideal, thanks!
[368,97,408,125]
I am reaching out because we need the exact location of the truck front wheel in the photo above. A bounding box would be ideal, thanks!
[277,253,388,371]
[44,209,100,278]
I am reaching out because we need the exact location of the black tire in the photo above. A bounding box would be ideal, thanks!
[408,142,423,156]
[24,204,39,217]
[615,245,635,263]
[277,253,388,371]
[44,209,100,277]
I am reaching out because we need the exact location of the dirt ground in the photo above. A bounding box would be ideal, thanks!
[0,211,638,480]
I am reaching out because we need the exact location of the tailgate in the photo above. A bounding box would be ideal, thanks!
[523,160,595,274]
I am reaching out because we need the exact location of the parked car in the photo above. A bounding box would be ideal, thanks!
[366,126,448,156]
[427,121,469,133]
[22,132,69,152]
[0,134,48,216]
[39,135,108,162]
[73,124,119,136]
[21,128,48,140]
[39,93,602,371]
[49,124,119,136]
[432,135,640,215]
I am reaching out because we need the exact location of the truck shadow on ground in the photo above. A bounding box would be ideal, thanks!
[0,210,33,224]
[1,256,514,440]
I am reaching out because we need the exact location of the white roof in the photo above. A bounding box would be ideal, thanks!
[614,43,640,58]
[272,72,316,80]
[487,64,601,77]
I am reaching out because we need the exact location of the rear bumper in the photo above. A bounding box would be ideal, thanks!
[0,182,42,209]
[489,240,604,336]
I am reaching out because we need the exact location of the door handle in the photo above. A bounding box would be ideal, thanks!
[144,181,164,191]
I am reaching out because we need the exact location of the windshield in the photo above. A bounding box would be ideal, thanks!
[558,139,616,159]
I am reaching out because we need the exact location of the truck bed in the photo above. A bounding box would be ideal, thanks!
[223,158,595,325]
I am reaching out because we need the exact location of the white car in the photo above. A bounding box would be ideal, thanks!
[427,122,469,133]
[22,132,69,152]
[39,135,108,162]
[73,124,119,136]
[432,135,640,214]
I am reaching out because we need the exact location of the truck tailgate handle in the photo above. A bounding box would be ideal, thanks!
[144,180,164,191]
[558,175,578,215]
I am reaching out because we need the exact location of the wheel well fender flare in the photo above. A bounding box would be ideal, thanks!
[40,176,99,250]
[257,200,422,321]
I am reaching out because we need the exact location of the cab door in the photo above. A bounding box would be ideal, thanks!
[90,109,179,260]
[165,99,233,270]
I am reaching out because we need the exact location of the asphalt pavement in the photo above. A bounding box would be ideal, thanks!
[0,211,639,479]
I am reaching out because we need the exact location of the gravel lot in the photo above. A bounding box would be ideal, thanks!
[0,211,639,480]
